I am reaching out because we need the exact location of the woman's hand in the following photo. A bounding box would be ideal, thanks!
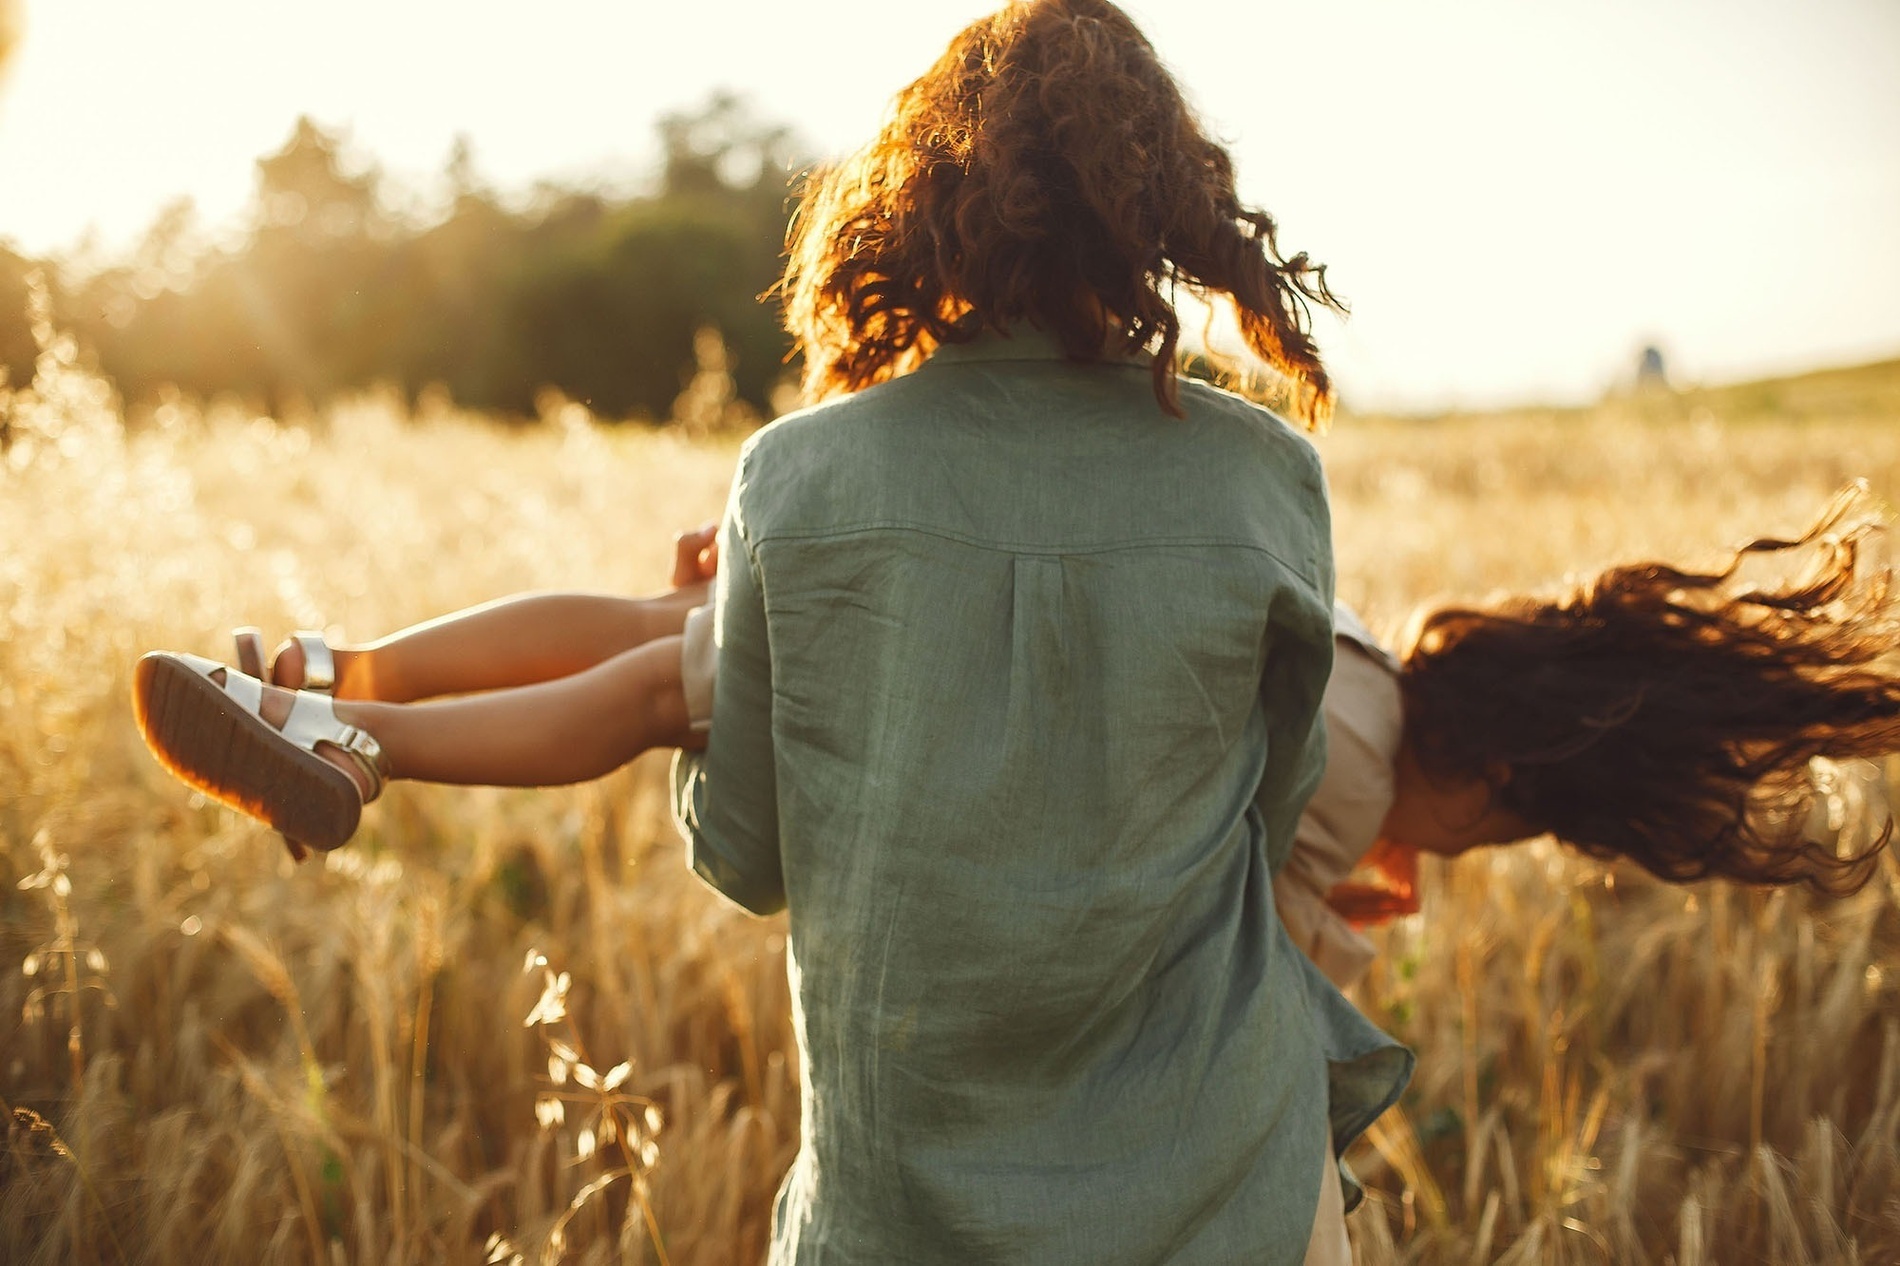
[671,522,721,588]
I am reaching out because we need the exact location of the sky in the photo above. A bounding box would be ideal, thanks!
[0,0,1896,410]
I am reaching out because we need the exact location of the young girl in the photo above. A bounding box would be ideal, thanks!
[138,487,1900,920]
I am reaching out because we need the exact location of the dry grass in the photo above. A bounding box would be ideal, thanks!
[2,316,1898,1263]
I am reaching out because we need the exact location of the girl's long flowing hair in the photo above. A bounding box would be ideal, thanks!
[1401,484,1900,895]
[779,0,1342,424]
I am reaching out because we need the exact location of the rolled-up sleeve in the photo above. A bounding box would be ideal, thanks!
[671,458,785,916]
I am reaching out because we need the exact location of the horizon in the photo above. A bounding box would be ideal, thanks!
[1,0,1896,411]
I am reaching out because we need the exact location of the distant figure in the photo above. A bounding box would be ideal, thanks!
[1636,343,1670,391]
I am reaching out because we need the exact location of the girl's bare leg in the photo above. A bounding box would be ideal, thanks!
[283,587,707,703]
[263,636,697,796]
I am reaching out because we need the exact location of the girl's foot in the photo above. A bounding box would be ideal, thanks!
[234,627,366,698]
[133,652,388,857]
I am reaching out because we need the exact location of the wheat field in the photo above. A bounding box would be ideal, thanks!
[3,314,1899,1264]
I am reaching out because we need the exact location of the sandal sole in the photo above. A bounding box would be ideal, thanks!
[133,652,362,852]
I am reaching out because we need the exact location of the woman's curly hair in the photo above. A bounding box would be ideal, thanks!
[780,0,1342,424]
[1400,483,1900,895]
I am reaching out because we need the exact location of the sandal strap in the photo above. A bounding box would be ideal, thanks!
[292,631,337,693]
[172,653,388,803]
[185,653,264,713]
[280,690,389,803]
[233,627,267,679]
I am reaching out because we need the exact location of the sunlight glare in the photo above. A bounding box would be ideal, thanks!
[0,0,21,84]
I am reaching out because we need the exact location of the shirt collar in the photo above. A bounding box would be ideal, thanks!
[924,324,1155,369]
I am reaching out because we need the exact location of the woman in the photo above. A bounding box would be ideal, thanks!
[137,3,1403,1259]
[674,5,1404,1259]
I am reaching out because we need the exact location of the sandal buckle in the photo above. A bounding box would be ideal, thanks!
[334,725,389,801]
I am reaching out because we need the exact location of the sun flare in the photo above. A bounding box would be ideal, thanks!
[0,0,22,82]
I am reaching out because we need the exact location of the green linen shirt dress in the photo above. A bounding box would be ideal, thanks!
[673,329,1412,1265]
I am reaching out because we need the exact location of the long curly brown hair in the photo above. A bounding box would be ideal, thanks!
[1400,484,1900,895]
[779,0,1342,424]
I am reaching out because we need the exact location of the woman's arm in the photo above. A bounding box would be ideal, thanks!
[671,470,785,916]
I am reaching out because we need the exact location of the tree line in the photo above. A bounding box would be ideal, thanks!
[0,96,803,422]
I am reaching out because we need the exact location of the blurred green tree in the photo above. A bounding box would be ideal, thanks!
[65,121,387,411]
[503,94,799,417]
[43,98,803,423]
[654,92,804,413]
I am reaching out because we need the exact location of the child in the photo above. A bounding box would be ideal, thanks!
[137,486,1900,920]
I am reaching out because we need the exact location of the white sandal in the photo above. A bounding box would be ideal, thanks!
[133,651,388,856]
[232,627,339,694]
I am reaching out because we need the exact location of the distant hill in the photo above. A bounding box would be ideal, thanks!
[1346,354,1900,427]
[1686,355,1900,423]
